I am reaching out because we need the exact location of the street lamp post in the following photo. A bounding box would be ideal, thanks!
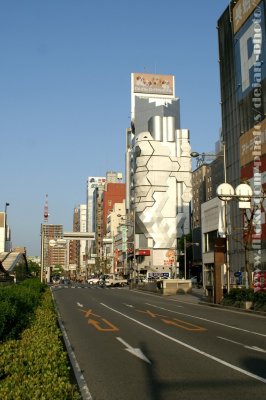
[216,182,264,290]
[184,237,199,280]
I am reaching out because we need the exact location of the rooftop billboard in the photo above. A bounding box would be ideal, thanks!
[133,73,174,95]
[232,0,262,34]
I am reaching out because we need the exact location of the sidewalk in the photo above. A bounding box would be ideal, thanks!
[173,287,208,304]
[173,287,266,316]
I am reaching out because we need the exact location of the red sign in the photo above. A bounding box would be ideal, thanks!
[137,250,150,256]
[254,271,266,292]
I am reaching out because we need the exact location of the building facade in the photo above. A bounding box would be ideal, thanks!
[126,72,192,277]
[69,205,87,278]
[40,224,66,281]
[218,0,266,274]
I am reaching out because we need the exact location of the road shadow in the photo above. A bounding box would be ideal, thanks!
[139,342,266,400]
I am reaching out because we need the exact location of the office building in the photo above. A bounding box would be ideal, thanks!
[126,72,192,277]
[40,224,66,281]
[218,0,266,273]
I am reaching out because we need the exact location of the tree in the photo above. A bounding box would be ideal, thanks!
[27,259,41,277]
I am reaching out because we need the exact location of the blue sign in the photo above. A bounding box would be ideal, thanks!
[234,2,266,101]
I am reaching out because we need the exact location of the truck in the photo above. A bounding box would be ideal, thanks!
[105,274,128,287]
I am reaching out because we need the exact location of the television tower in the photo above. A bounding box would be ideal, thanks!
[44,194,49,223]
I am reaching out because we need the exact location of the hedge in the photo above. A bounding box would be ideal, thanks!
[0,283,81,399]
[222,288,266,311]
[0,279,45,342]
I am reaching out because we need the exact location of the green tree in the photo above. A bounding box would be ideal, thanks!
[27,260,41,277]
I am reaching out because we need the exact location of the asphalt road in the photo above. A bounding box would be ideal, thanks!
[52,283,266,400]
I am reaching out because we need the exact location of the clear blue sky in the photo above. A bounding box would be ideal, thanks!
[0,0,229,256]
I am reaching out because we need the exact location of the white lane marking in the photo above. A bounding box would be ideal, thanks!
[101,303,266,384]
[51,291,93,399]
[116,337,151,364]
[218,336,266,353]
[146,303,266,338]
[77,302,84,308]
[123,303,134,308]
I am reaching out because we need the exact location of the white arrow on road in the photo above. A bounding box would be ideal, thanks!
[218,336,266,353]
[116,337,151,364]
[123,303,134,308]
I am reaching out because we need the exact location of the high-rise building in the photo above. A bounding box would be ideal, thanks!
[86,172,124,272]
[218,0,266,272]
[95,182,125,259]
[40,224,66,281]
[69,205,87,276]
[191,142,225,282]
[126,72,192,278]
[86,176,106,260]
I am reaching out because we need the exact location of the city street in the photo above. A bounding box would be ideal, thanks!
[52,284,266,400]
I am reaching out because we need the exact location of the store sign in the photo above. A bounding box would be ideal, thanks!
[254,270,266,292]
[148,272,170,279]
[239,119,266,167]
[121,226,127,252]
[233,0,261,33]
[137,249,150,256]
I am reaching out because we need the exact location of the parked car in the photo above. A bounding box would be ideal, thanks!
[190,276,198,284]
[52,276,60,284]
[60,278,71,285]
[87,277,99,285]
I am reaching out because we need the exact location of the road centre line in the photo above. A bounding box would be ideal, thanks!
[101,302,266,384]
[218,336,266,353]
[146,303,266,338]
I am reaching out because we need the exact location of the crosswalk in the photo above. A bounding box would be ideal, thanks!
[51,283,127,290]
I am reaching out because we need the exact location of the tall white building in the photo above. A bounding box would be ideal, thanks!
[86,177,106,255]
[77,204,87,270]
[126,72,192,277]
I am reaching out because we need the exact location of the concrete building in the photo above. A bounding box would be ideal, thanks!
[0,210,11,253]
[86,172,123,258]
[191,141,225,278]
[40,224,66,281]
[86,176,106,259]
[192,165,211,230]
[70,205,87,277]
[126,72,192,278]
[201,197,226,293]
[106,201,127,274]
[95,182,126,269]
[102,182,126,237]
[86,172,125,274]
[218,0,266,274]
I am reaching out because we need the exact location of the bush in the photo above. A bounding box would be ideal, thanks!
[223,288,254,302]
[0,279,45,341]
[0,288,81,399]
[222,287,266,311]
[253,290,266,311]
